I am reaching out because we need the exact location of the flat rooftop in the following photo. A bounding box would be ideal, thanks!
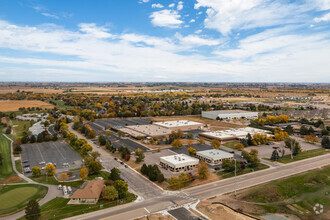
[202,127,269,139]
[204,110,256,114]
[160,154,199,165]
[197,149,234,160]
[125,124,172,137]
[153,120,203,128]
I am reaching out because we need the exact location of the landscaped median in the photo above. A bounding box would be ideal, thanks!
[0,184,48,217]
[18,193,137,220]
[263,148,329,164]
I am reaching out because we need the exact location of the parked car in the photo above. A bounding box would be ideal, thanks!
[67,186,72,194]
[214,167,220,170]
[58,185,63,190]
[39,161,45,165]
[23,164,30,168]
[124,165,128,168]
[23,160,29,163]
[120,161,124,165]
[114,158,117,161]
[98,159,103,163]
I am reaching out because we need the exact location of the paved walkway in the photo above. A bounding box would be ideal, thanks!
[2,134,62,220]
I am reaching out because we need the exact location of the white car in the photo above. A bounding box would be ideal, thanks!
[41,166,45,170]
[98,159,103,163]
[39,161,46,165]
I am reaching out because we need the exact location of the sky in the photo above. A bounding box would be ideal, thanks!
[0,0,330,82]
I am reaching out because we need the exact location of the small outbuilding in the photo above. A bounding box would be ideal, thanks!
[69,179,105,204]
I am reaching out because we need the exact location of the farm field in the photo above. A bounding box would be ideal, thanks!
[0,184,48,216]
[0,100,54,112]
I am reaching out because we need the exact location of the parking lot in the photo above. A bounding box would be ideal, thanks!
[94,118,151,130]
[170,143,213,155]
[108,134,150,152]
[21,141,82,175]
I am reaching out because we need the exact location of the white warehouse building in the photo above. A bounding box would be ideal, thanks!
[160,154,199,172]
[202,110,258,120]
[196,149,234,164]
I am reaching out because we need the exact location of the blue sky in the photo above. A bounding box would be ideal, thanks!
[0,0,330,82]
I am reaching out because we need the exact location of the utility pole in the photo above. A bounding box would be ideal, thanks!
[234,158,237,197]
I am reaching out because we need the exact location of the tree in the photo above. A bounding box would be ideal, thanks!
[79,167,88,180]
[141,164,148,175]
[102,186,118,201]
[14,145,22,154]
[171,139,183,148]
[284,125,294,135]
[197,137,205,144]
[81,144,93,155]
[31,166,42,177]
[30,135,36,143]
[114,180,128,199]
[88,160,102,175]
[270,150,280,161]
[211,139,220,149]
[91,151,101,160]
[87,130,96,139]
[187,147,196,155]
[285,138,301,158]
[157,173,165,183]
[5,126,11,134]
[304,135,319,143]
[37,133,43,142]
[135,148,145,163]
[242,149,260,168]
[98,135,106,146]
[168,177,182,190]
[21,135,29,144]
[187,139,194,146]
[300,125,309,135]
[198,162,209,179]
[45,164,56,176]
[105,141,112,151]
[58,172,69,182]
[0,153,2,166]
[109,168,121,181]
[234,143,244,151]
[25,200,40,220]
[321,136,330,149]
[322,128,329,136]
[246,133,253,146]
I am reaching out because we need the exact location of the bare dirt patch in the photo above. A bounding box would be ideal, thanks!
[3,176,24,184]
[137,213,175,220]
[0,100,54,111]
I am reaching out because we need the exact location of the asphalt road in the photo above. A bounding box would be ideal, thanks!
[65,153,330,220]
[68,125,163,199]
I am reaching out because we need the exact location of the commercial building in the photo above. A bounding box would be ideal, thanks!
[200,127,270,142]
[202,110,258,120]
[69,179,105,204]
[121,124,172,140]
[160,154,199,172]
[153,120,203,131]
[196,149,234,164]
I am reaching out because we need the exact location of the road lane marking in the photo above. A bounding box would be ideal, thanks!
[144,208,150,213]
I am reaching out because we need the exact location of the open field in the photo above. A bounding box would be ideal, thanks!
[20,194,137,220]
[0,100,54,112]
[217,163,270,179]
[208,166,330,219]
[264,148,329,164]
[0,184,48,217]
[0,132,14,183]
[150,115,246,131]
[10,119,31,140]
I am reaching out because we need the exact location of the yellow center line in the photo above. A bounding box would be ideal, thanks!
[189,158,329,196]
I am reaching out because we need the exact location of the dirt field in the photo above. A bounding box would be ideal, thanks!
[0,100,54,111]
[136,213,175,220]
[150,115,246,131]
[0,86,64,94]
[197,200,256,220]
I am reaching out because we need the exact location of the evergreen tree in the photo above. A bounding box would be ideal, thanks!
[25,200,40,220]
[321,136,330,149]
[270,150,280,161]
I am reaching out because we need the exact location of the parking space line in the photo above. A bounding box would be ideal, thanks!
[36,144,45,162]
[52,142,66,160]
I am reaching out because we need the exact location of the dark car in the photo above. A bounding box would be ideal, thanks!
[214,167,221,170]
[23,164,30,168]
[114,158,117,161]
[229,151,235,154]
[120,161,124,165]
[23,160,29,163]
[124,165,128,168]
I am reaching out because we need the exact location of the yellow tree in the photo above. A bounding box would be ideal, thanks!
[234,143,244,151]
[187,139,194,146]
[198,162,209,180]
[304,135,319,143]
[187,147,196,155]
[58,172,69,182]
[31,166,42,177]
[197,137,205,144]
[45,164,56,176]
[79,167,88,180]
[171,139,183,148]
[211,139,221,149]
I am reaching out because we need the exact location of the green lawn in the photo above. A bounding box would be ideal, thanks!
[217,163,269,179]
[87,171,110,180]
[10,119,31,140]
[32,175,84,188]
[241,166,330,218]
[263,148,329,164]
[0,184,48,216]
[19,193,137,220]
[0,132,14,182]
[222,141,240,149]
[15,160,23,174]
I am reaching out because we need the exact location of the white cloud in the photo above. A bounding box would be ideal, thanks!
[176,34,221,46]
[311,0,330,10]
[195,29,202,34]
[150,9,183,28]
[78,23,113,39]
[169,3,175,8]
[314,12,330,22]
[194,0,310,35]
[139,0,149,3]
[177,1,183,11]
[41,12,59,19]
[190,19,196,23]
[152,3,164,9]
